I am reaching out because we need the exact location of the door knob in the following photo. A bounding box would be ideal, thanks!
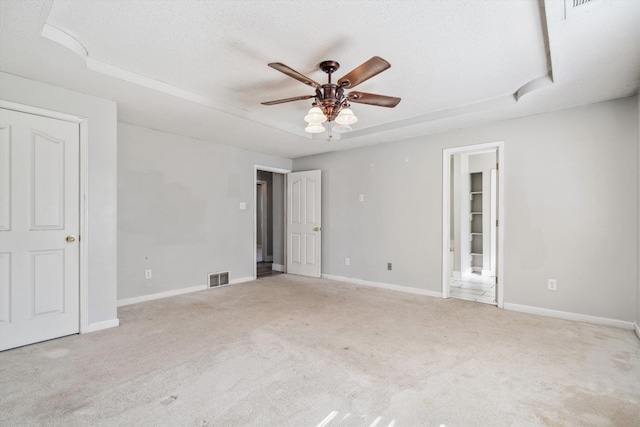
[313,227,321,231]
[66,235,77,243]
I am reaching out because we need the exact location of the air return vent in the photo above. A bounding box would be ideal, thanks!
[572,0,592,6]
[208,271,230,288]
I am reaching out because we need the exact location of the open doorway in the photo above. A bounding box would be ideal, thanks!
[255,166,289,278]
[442,142,504,307]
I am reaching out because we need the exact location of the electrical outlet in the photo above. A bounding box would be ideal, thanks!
[345,258,350,266]
[387,262,392,271]
[547,279,556,291]
[359,194,364,202]
[145,269,152,279]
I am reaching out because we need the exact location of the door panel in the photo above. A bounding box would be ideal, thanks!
[32,132,65,229]
[0,108,80,351]
[287,170,321,277]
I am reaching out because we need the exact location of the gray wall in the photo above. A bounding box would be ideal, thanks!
[0,72,118,325]
[117,123,291,300]
[294,96,638,322]
[637,93,640,328]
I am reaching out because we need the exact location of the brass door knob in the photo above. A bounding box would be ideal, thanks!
[66,235,77,243]
[313,227,321,231]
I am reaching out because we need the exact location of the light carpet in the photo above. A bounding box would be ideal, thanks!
[1,274,639,426]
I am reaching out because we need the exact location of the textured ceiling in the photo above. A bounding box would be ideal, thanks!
[0,0,638,158]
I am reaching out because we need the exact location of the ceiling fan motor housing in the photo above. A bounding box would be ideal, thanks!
[317,85,345,121]
[316,61,346,121]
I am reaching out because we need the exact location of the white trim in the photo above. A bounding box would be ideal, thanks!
[230,276,254,285]
[322,274,442,298]
[117,285,207,307]
[254,165,292,175]
[635,322,640,340]
[78,120,90,333]
[2,100,90,334]
[118,276,256,307]
[254,165,291,279]
[442,141,505,308]
[40,24,308,139]
[272,263,285,272]
[83,318,119,333]
[503,303,635,330]
[0,100,85,123]
[257,179,268,263]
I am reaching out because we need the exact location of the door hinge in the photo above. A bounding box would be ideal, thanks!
[496,162,499,170]
[496,220,499,227]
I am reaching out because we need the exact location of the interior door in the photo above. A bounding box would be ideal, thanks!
[0,108,80,351]
[286,170,321,277]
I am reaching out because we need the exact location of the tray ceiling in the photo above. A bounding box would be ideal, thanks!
[0,0,638,158]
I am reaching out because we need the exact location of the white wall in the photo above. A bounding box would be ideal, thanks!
[117,123,292,300]
[294,97,638,322]
[0,72,118,326]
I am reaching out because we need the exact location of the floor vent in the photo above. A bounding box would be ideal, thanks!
[208,271,230,288]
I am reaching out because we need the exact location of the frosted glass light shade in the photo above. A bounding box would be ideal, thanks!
[305,123,325,133]
[335,108,358,125]
[304,106,327,123]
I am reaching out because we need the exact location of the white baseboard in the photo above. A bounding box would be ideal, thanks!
[503,303,635,330]
[83,318,120,333]
[118,285,207,307]
[230,276,254,285]
[635,322,640,340]
[272,263,285,272]
[322,274,442,298]
[118,276,256,307]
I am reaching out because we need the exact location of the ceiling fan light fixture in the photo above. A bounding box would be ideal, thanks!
[335,107,358,125]
[305,122,326,133]
[304,106,327,124]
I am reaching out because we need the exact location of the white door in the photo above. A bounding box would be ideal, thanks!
[286,170,321,277]
[0,108,80,351]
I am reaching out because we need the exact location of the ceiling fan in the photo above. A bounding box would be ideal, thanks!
[261,56,401,134]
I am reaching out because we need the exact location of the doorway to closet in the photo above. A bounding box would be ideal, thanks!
[442,142,504,307]
[255,170,285,277]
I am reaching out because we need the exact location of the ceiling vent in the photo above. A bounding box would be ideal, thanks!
[208,271,230,288]
[573,0,592,6]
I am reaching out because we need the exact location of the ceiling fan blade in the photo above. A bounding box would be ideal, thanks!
[268,63,322,89]
[261,94,315,106]
[337,56,391,89]
[347,91,401,108]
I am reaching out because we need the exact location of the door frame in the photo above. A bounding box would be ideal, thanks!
[442,141,504,308]
[254,165,291,279]
[256,180,268,262]
[0,100,90,333]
